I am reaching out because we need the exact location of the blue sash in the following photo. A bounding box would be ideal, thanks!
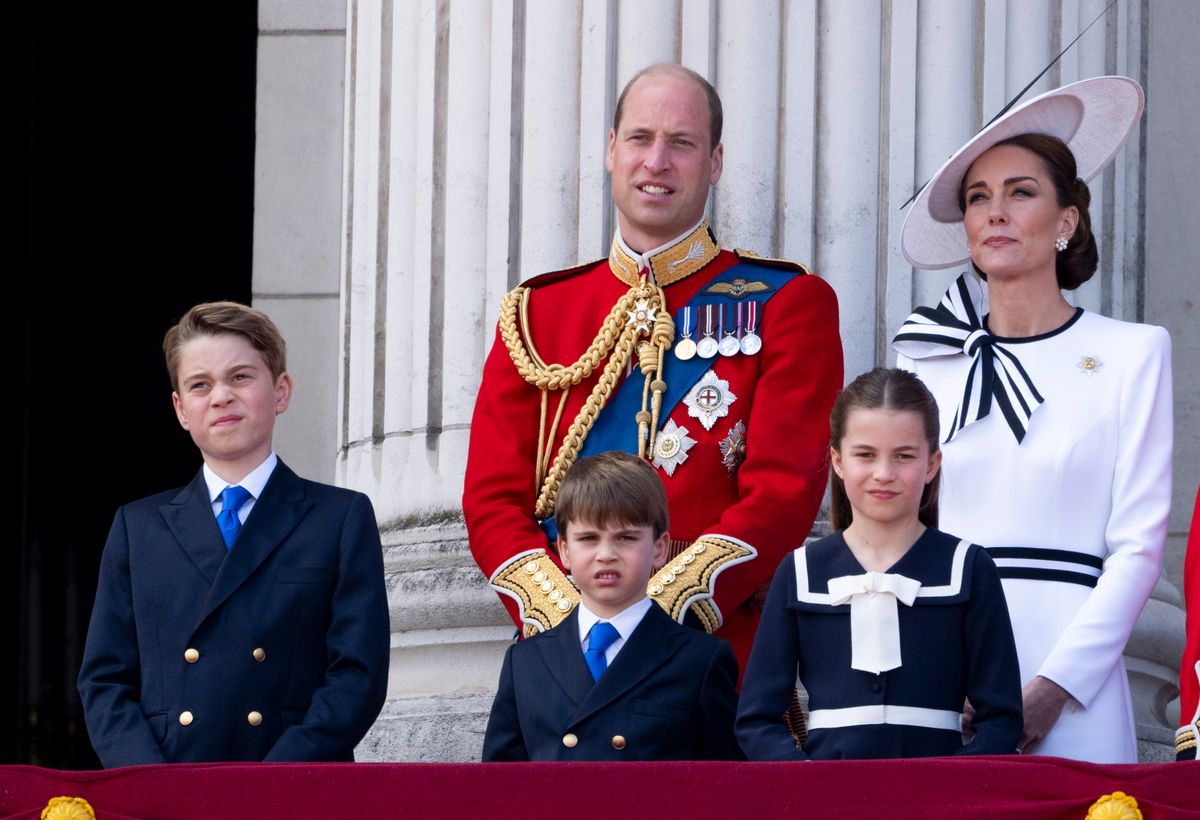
[541,260,799,539]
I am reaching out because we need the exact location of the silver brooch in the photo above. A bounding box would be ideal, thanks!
[1076,355,1102,375]
[683,369,737,431]
[652,419,697,477]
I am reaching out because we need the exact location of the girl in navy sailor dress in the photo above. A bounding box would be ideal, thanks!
[736,368,1022,759]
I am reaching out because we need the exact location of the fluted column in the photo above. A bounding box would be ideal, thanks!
[334,0,1177,761]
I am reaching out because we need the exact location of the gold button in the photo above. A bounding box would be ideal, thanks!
[179,711,194,726]
[247,711,263,727]
[556,599,572,612]
[562,733,578,748]
[611,735,626,750]
[184,648,200,663]
[252,647,266,662]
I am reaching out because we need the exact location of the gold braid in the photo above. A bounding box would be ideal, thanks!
[500,278,674,520]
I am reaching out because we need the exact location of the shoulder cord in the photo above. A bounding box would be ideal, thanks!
[499,279,675,519]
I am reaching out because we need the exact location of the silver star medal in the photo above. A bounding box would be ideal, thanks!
[684,369,737,431]
[652,419,697,476]
[626,299,656,333]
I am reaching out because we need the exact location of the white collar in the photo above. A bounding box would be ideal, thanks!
[202,452,278,504]
[575,596,653,646]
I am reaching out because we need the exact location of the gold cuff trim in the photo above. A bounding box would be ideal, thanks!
[490,549,580,633]
[610,221,721,288]
[1175,724,1197,757]
[646,535,756,632]
[1085,792,1142,820]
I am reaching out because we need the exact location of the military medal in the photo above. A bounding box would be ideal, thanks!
[696,304,719,358]
[740,301,762,355]
[652,419,697,476]
[718,304,740,357]
[625,298,656,333]
[674,306,697,361]
[719,419,747,473]
[684,369,737,431]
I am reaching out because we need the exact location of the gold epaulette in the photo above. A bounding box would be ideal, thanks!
[646,535,757,632]
[489,549,580,634]
[733,247,813,276]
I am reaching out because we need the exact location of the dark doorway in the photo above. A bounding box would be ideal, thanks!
[10,3,258,766]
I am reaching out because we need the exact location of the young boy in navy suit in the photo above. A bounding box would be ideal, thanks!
[78,302,390,766]
[482,451,741,760]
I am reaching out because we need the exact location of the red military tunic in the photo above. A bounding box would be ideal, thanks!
[463,222,843,669]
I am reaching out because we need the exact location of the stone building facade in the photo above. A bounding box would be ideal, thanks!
[253,0,1199,762]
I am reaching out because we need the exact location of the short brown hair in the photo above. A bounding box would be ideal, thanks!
[555,451,669,538]
[163,301,288,392]
[612,63,723,150]
[829,368,941,531]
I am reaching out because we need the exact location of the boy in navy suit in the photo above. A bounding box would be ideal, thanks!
[482,451,741,760]
[78,302,390,766]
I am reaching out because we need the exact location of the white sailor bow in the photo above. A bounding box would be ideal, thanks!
[827,571,922,675]
[892,272,1044,444]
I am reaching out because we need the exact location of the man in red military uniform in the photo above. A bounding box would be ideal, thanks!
[463,63,842,670]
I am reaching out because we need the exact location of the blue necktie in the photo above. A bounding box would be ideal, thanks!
[217,485,253,550]
[584,622,621,682]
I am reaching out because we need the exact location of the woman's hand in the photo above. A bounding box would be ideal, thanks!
[1019,676,1072,753]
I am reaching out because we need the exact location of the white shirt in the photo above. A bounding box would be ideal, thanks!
[203,452,279,524]
[575,597,653,667]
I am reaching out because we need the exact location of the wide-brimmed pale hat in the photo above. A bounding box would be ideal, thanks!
[900,75,1144,270]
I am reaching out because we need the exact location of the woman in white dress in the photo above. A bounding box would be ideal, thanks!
[892,77,1173,763]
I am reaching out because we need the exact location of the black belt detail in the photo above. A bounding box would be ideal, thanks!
[997,567,1099,588]
[986,547,1104,570]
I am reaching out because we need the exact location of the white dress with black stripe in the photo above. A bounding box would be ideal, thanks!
[900,308,1173,762]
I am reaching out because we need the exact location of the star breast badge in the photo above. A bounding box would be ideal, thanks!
[684,369,737,431]
[719,420,747,473]
[652,419,697,476]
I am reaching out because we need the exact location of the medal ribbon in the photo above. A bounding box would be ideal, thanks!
[892,273,1043,444]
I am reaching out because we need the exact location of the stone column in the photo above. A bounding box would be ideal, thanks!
[332,0,1184,761]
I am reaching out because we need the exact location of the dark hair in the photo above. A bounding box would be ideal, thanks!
[959,133,1098,290]
[612,63,723,150]
[163,301,288,392]
[829,368,941,531]
[556,451,669,538]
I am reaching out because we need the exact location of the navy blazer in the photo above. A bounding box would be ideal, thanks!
[482,602,741,761]
[78,461,390,766]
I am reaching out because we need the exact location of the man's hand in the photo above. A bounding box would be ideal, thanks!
[1019,675,1072,753]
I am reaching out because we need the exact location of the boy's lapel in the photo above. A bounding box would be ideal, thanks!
[570,604,687,725]
[535,610,596,708]
[160,470,227,584]
[195,461,313,628]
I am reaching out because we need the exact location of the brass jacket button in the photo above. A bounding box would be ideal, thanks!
[561,733,578,748]
[184,648,200,663]
[179,711,194,726]
[252,647,266,662]
[611,735,626,750]
[247,711,263,727]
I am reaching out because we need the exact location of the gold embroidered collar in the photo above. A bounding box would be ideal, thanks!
[609,220,721,287]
